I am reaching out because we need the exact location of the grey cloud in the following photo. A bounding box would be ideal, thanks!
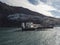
[28,0,40,5]
[50,10,60,18]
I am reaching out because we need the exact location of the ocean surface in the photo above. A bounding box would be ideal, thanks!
[0,27,60,45]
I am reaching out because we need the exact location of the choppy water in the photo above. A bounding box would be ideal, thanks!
[0,27,60,45]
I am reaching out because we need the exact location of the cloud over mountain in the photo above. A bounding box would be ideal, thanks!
[0,0,56,17]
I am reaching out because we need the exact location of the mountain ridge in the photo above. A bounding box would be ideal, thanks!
[0,1,60,27]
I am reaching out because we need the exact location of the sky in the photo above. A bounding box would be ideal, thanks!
[40,0,60,18]
[0,0,60,18]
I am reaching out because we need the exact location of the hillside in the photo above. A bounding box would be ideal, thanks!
[0,1,60,27]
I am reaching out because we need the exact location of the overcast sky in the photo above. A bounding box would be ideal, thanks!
[0,0,60,18]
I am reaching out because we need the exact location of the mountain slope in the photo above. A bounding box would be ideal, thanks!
[0,1,60,27]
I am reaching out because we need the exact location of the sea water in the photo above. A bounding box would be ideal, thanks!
[0,27,60,45]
